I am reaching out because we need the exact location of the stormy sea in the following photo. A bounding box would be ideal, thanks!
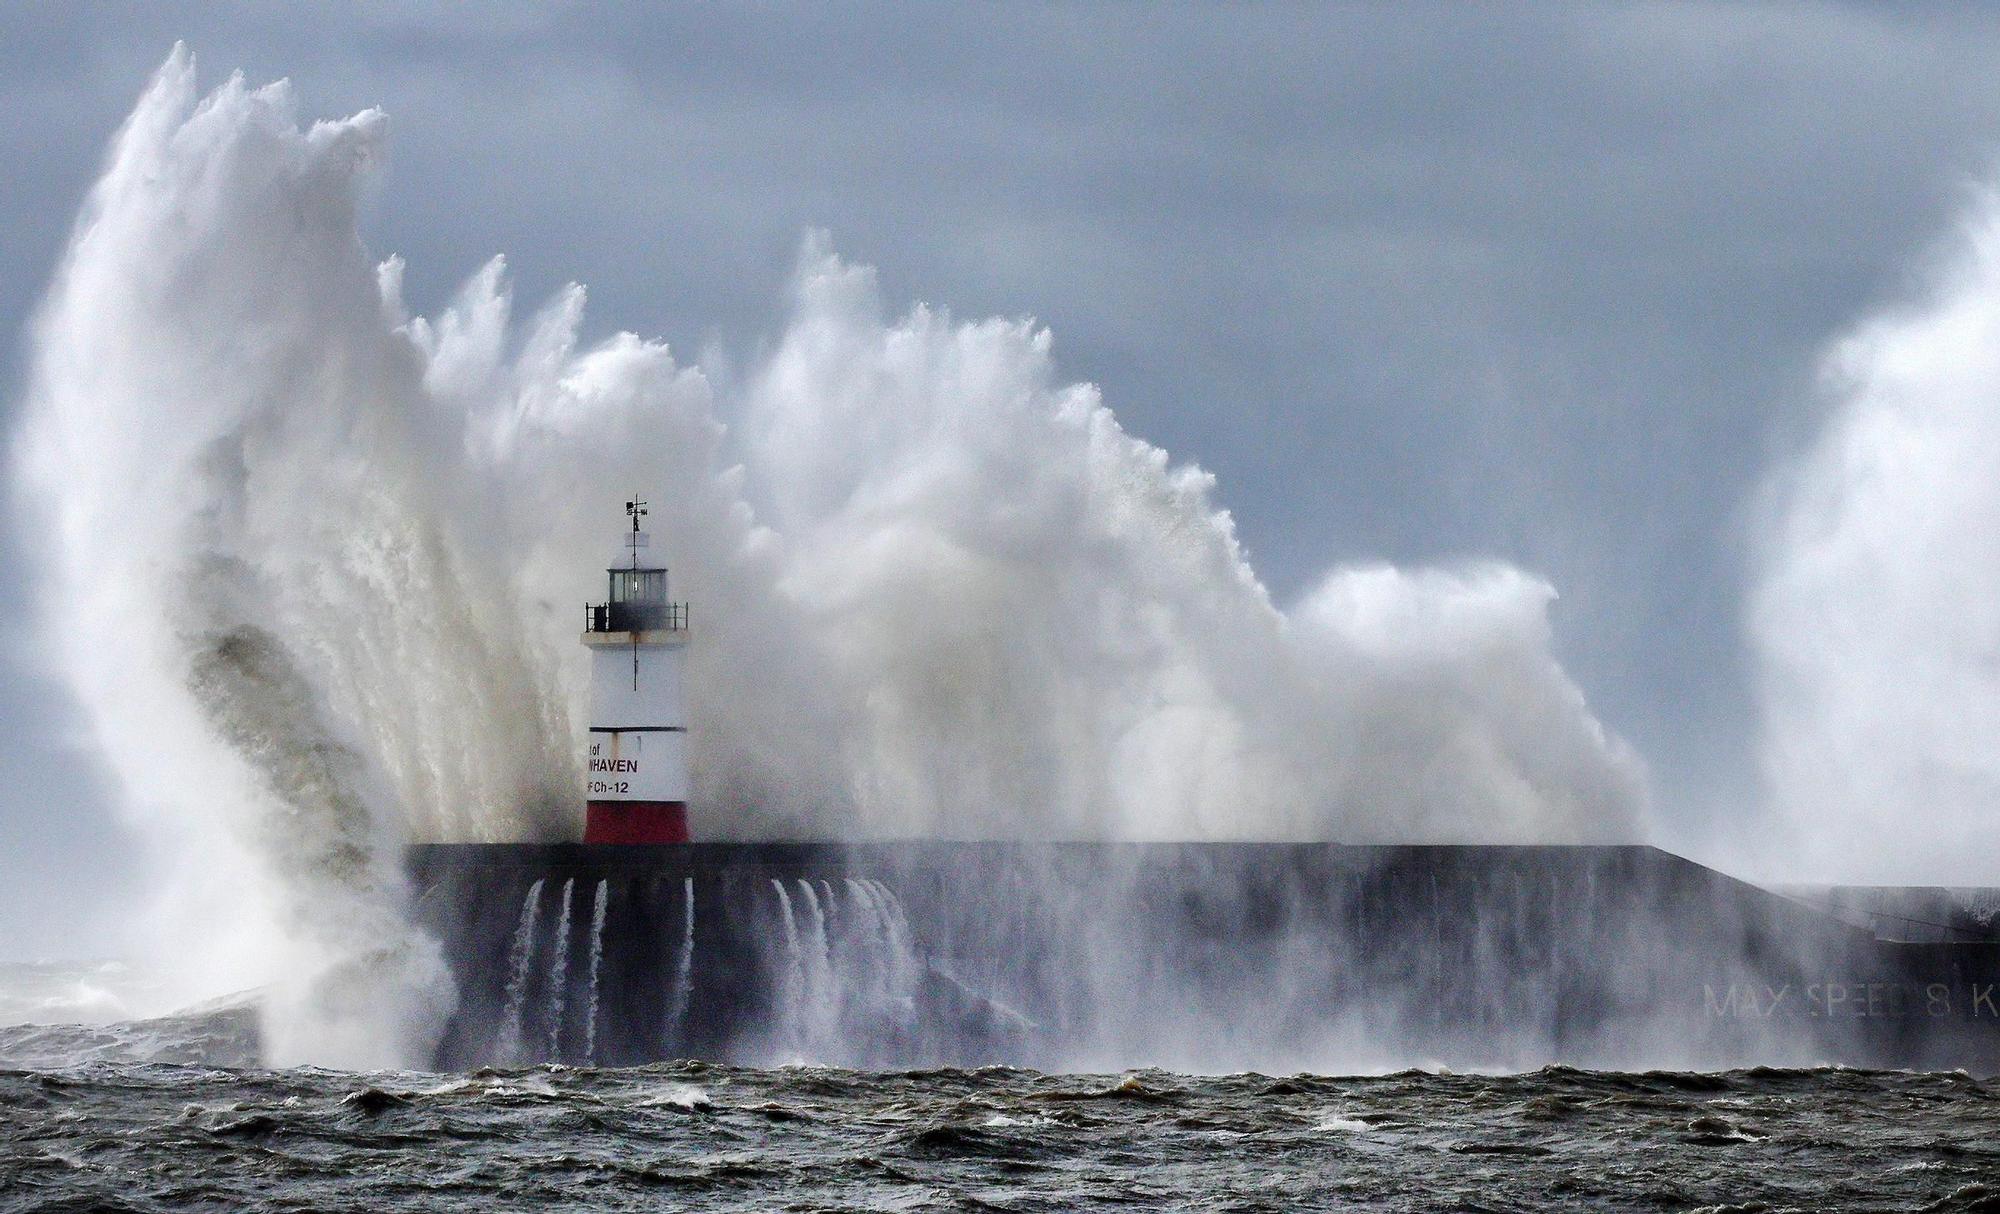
[13,46,2000,1214]
[2,976,1996,1214]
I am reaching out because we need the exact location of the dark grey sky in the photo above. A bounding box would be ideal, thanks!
[5,3,1999,956]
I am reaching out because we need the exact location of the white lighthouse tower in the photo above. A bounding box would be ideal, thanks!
[581,498,691,844]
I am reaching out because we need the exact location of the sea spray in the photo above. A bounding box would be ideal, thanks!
[496,879,546,1062]
[735,241,1647,845]
[584,879,608,1062]
[1753,182,2000,884]
[544,878,576,1058]
[12,50,1648,1061]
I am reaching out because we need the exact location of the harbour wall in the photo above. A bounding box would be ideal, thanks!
[408,843,2000,1073]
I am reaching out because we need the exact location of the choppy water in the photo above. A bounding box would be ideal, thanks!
[5,1008,2000,1214]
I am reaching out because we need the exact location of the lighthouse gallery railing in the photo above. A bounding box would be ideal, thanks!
[585,601,689,633]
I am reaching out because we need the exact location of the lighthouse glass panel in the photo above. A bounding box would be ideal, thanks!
[610,570,665,603]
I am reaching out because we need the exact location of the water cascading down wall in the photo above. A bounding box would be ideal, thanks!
[411,843,2000,1074]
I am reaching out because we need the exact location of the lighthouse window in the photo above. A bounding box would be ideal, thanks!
[610,570,666,603]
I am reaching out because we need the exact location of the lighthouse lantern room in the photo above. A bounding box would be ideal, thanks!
[581,498,691,844]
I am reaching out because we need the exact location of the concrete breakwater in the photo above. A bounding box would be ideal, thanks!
[408,843,2000,1073]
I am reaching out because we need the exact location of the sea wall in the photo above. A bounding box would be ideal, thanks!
[407,843,2000,1073]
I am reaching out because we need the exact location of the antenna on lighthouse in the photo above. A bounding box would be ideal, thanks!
[626,497,649,570]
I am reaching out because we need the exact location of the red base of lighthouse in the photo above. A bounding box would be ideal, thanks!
[584,801,690,844]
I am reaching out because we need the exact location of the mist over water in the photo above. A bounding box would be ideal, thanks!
[10,50,1645,1064]
[1753,187,2000,886]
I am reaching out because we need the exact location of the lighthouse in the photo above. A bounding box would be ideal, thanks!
[581,499,691,843]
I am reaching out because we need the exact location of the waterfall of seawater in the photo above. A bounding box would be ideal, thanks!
[770,880,806,1058]
[583,879,609,1062]
[544,878,576,1059]
[841,879,885,1004]
[864,879,920,1001]
[496,879,546,1061]
[758,877,927,1063]
[796,880,839,1056]
[668,878,696,1041]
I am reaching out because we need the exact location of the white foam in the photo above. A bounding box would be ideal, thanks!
[640,1083,711,1110]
